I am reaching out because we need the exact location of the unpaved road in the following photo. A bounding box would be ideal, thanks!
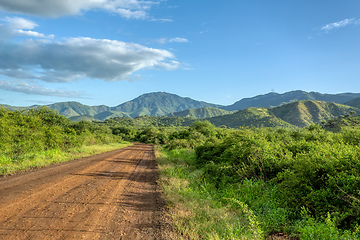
[0,143,176,240]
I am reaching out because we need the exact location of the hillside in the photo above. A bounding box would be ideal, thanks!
[7,92,222,120]
[0,105,28,111]
[2,91,360,122]
[269,100,359,127]
[93,111,130,121]
[168,107,233,119]
[112,92,222,118]
[47,102,109,118]
[322,115,360,132]
[207,107,295,128]
[223,90,360,111]
[207,100,360,128]
[344,97,360,108]
[68,115,99,122]
[105,115,193,128]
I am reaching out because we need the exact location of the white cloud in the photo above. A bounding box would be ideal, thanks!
[4,16,37,29]
[0,80,84,98]
[156,37,189,44]
[113,8,148,20]
[0,0,163,19]
[0,37,179,82]
[16,30,45,38]
[0,17,53,39]
[321,18,360,31]
[169,37,188,43]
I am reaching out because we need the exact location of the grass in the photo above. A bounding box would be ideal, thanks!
[0,141,132,176]
[156,145,360,239]
[156,147,265,239]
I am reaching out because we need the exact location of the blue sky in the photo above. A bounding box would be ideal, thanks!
[0,0,359,107]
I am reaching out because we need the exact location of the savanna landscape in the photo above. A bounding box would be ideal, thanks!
[1,91,360,239]
[1,1,360,239]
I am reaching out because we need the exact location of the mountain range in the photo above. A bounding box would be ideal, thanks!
[2,90,360,128]
[208,100,358,128]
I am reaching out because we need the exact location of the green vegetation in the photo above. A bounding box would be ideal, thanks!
[68,115,100,122]
[206,100,359,129]
[0,107,128,175]
[113,118,360,239]
[345,97,360,109]
[270,100,359,127]
[4,90,360,122]
[208,107,295,129]
[168,107,234,118]
[224,90,360,111]
[112,92,221,118]
[2,99,360,239]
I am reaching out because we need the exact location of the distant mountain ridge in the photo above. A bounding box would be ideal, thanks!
[223,90,360,111]
[111,92,221,118]
[2,90,360,121]
[207,100,360,128]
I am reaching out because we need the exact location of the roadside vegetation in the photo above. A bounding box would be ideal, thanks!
[0,108,129,175]
[108,118,360,239]
[1,107,360,239]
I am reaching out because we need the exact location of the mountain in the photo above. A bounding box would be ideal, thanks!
[168,107,234,119]
[2,91,360,122]
[47,101,110,118]
[112,92,222,118]
[0,92,222,120]
[207,100,360,128]
[0,104,28,111]
[207,107,295,128]
[223,90,360,111]
[269,100,359,127]
[344,97,360,108]
[93,111,130,121]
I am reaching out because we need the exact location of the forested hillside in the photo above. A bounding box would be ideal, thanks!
[168,107,233,118]
[206,100,360,128]
[2,90,360,121]
[223,90,360,111]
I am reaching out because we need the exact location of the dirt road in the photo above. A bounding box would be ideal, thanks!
[0,143,176,240]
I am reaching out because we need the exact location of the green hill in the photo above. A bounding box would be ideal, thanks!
[344,97,360,108]
[113,92,222,118]
[223,90,360,111]
[207,107,295,128]
[270,100,360,127]
[2,91,360,123]
[322,115,360,132]
[0,105,29,111]
[93,111,130,121]
[68,115,99,122]
[47,101,108,118]
[168,107,233,119]
[207,100,360,128]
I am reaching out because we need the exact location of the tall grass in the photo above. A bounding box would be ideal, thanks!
[157,143,360,239]
[0,142,131,176]
[157,148,267,239]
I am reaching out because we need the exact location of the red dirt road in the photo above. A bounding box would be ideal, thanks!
[0,143,177,239]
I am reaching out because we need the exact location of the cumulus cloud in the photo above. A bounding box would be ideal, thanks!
[0,17,53,39]
[0,37,179,82]
[0,80,84,98]
[156,37,189,44]
[321,18,360,31]
[4,16,37,29]
[0,0,162,19]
